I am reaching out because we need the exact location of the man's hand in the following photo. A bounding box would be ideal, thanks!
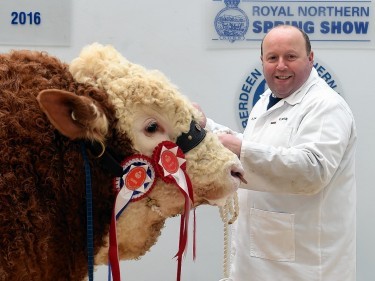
[192,102,207,128]
[217,133,242,158]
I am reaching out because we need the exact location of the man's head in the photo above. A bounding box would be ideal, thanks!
[260,25,314,99]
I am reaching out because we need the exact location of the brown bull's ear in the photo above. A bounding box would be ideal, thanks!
[37,89,108,142]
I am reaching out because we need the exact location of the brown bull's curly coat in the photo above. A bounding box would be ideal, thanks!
[0,50,133,281]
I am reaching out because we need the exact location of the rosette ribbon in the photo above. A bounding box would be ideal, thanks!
[152,141,195,281]
[108,155,156,281]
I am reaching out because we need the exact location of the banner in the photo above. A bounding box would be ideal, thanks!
[207,0,375,49]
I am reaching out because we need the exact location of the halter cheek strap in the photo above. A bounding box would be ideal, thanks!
[86,141,125,177]
[176,120,206,154]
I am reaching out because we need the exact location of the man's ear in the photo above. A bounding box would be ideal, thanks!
[308,51,314,64]
[37,89,108,142]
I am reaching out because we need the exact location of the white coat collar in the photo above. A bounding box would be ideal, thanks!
[261,67,318,107]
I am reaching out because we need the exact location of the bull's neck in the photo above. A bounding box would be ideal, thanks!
[94,191,185,264]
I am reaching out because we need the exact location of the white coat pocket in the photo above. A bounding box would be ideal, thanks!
[249,208,295,262]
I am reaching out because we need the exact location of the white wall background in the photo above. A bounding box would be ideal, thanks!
[1,1,374,280]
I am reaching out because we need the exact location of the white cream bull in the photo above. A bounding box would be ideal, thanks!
[66,44,245,267]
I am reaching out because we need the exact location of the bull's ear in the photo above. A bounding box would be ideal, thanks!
[37,89,108,142]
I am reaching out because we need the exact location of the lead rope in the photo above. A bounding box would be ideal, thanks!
[218,192,239,281]
[81,142,95,281]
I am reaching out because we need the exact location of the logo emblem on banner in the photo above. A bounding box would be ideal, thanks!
[214,0,249,43]
[236,59,343,130]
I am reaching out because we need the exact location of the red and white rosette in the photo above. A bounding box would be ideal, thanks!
[152,141,194,281]
[109,155,156,281]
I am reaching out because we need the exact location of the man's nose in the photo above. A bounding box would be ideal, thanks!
[276,58,287,70]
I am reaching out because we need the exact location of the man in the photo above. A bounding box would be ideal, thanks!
[206,25,357,280]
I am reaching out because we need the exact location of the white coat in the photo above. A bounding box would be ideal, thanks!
[207,68,357,281]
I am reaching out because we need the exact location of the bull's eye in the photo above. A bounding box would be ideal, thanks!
[146,121,158,133]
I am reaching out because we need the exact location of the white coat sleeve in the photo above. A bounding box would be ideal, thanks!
[205,118,243,139]
[240,95,356,195]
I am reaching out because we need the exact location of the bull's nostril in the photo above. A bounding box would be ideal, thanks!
[231,171,248,184]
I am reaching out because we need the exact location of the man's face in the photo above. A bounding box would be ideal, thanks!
[261,27,314,99]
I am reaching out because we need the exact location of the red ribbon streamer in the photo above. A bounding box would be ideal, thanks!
[109,197,121,281]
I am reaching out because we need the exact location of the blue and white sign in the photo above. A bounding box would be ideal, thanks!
[0,0,71,46]
[235,59,343,130]
[208,0,375,49]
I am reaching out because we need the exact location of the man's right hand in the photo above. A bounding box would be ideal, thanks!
[217,133,242,158]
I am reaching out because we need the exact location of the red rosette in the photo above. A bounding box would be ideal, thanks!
[112,154,156,203]
[152,140,187,183]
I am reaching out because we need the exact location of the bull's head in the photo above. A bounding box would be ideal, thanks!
[37,43,245,272]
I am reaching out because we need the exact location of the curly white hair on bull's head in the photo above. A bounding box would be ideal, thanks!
[0,43,245,281]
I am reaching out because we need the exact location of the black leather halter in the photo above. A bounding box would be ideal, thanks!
[87,141,124,177]
[87,119,206,177]
[176,119,206,153]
